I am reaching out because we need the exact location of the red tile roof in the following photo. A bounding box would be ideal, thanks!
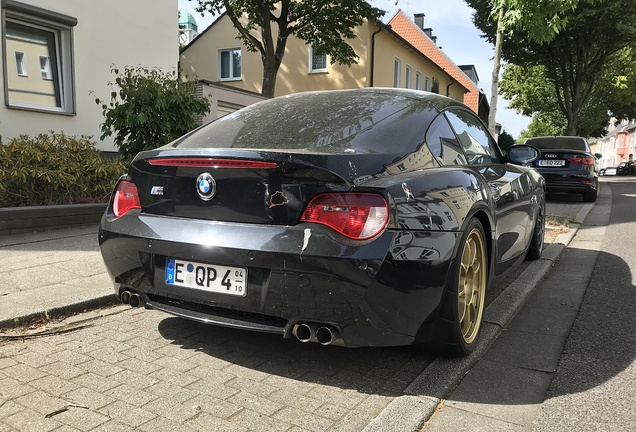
[389,11,480,113]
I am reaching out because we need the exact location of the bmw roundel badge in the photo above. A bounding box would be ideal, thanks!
[196,173,216,201]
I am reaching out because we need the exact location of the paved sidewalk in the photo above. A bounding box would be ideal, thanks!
[0,226,116,328]
[0,188,597,431]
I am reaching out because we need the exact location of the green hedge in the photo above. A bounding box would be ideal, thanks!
[0,133,126,207]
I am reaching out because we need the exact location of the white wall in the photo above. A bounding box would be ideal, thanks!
[198,82,268,125]
[0,0,178,152]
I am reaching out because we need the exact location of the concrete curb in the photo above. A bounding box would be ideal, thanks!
[0,294,119,329]
[0,203,107,236]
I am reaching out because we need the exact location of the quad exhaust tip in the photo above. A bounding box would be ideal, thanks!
[120,291,341,345]
[120,290,143,308]
[293,322,343,346]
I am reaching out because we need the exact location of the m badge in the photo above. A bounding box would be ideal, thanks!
[150,186,164,196]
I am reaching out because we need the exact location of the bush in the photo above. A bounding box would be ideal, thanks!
[0,133,126,207]
[95,65,210,160]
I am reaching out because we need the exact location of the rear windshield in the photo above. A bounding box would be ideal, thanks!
[171,91,437,155]
[526,137,589,151]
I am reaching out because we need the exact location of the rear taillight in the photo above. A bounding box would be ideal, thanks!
[113,181,141,217]
[300,193,389,240]
[567,156,594,165]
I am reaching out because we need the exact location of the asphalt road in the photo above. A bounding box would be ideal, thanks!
[534,176,636,431]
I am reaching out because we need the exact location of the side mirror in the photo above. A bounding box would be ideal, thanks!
[594,153,602,159]
[507,145,540,165]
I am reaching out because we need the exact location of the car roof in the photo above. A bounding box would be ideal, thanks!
[168,88,471,154]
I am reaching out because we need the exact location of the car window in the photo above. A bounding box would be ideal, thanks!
[172,91,436,156]
[425,114,466,165]
[526,137,588,151]
[445,110,500,165]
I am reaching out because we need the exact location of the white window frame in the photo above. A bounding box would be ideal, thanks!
[415,71,422,90]
[308,45,328,73]
[218,48,242,81]
[2,1,76,114]
[405,65,412,89]
[394,58,402,88]
[425,76,432,92]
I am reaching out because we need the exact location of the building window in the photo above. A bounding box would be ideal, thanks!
[425,77,431,92]
[15,51,27,76]
[219,48,242,80]
[309,45,327,73]
[415,72,422,90]
[3,2,76,114]
[39,56,52,79]
[394,58,402,87]
[405,65,412,89]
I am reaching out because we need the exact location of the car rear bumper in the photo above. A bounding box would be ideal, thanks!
[536,172,597,194]
[545,182,596,194]
[99,211,456,347]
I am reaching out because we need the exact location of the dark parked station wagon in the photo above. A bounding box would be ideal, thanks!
[524,136,601,202]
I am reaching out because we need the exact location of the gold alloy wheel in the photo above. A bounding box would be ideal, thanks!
[458,227,487,344]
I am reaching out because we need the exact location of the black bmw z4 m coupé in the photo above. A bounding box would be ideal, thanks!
[99,88,545,356]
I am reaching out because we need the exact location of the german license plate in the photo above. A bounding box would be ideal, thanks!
[538,159,565,167]
[165,258,247,297]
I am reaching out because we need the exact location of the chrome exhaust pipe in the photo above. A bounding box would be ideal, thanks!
[129,293,142,308]
[316,326,341,346]
[120,290,132,305]
[294,323,318,343]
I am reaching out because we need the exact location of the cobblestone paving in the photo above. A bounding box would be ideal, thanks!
[0,307,433,431]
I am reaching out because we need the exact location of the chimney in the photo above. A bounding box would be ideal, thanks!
[414,13,425,30]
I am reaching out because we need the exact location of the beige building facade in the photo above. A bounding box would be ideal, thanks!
[1,0,178,152]
[180,11,468,107]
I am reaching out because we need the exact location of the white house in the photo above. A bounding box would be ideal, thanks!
[1,0,177,152]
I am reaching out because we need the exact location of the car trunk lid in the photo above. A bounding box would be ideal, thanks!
[536,149,595,170]
[127,150,397,225]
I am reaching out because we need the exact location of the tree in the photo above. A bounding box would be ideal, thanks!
[500,63,569,138]
[469,0,636,136]
[497,129,516,150]
[95,66,210,160]
[500,47,636,137]
[465,0,579,135]
[595,47,636,123]
[518,113,568,142]
[192,0,384,97]
[431,77,440,94]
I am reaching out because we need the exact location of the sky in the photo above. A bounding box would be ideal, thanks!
[178,0,531,138]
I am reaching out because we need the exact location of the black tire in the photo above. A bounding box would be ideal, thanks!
[583,190,597,203]
[429,218,488,357]
[526,195,545,260]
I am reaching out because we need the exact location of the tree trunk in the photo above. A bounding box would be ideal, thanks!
[566,114,578,136]
[262,66,277,98]
[488,6,505,136]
